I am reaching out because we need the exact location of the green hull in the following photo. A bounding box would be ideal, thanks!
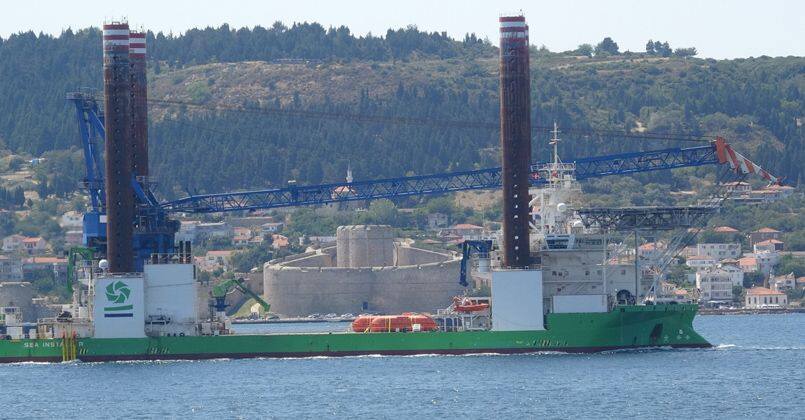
[0,304,709,363]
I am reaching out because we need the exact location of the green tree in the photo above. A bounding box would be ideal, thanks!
[363,199,399,225]
[674,47,697,58]
[743,271,765,288]
[574,43,593,57]
[594,37,619,56]
[645,40,655,55]
[775,255,805,278]
[231,239,274,272]
[732,285,745,304]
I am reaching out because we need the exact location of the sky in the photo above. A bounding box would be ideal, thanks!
[2,0,803,59]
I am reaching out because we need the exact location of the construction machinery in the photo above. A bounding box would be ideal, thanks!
[212,277,270,315]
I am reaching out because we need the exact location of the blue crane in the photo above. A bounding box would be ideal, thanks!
[67,92,777,269]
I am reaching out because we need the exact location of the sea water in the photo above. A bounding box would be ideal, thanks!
[1,314,802,419]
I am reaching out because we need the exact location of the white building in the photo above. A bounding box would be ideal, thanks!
[770,273,796,291]
[745,287,788,308]
[696,268,734,302]
[686,255,717,271]
[753,239,784,253]
[426,213,449,229]
[716,264,744,287]
[695,243,741,260]
[2,235,25,252]
[260,222,284,233]
[196,222,233,239]
[754,251,780,275]
[0,255,23,282]
[638,242,666,262]
[59,211,83,229]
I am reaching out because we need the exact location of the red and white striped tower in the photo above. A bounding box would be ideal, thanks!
[103,21,135,273]
[498,15,532,268]
[129,30,148,178]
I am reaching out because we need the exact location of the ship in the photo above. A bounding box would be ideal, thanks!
[0,15,715,363]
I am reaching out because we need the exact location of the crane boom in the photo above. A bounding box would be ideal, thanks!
[212,277,270,314]
[160,144,719,213]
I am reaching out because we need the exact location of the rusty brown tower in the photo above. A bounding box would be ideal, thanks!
[129,31,149,178]
[498,15,532,268]
[102,22,135,273]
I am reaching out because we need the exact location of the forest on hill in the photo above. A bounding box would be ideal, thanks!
[0,23,801,200]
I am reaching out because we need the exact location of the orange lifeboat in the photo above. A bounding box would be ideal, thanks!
[453,296,490,313]
[361,314,438,333]
[351,315,375,332]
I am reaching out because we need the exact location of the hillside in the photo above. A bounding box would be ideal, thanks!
[0,24,802,200]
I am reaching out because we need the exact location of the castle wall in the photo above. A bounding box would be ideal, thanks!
[263,259,462,316]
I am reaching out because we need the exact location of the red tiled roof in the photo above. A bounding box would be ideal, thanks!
[452,223,483,229]
[746,287,784,296]
[738,257,758,265]
[754,227,780,233]
[713,226,739,233]
[755,239,783,245]
[25,257,66,264]
[206,250,235,257]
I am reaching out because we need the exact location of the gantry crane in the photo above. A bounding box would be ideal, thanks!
[67,92,780,270]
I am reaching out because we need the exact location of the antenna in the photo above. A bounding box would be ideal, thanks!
[550,121,561,166]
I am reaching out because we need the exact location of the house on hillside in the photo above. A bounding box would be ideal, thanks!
[738,256,760,273]
[770,272,797,291]
[745,287,787,308]
[22,237,48,255]
[271,234,289,250]
[196,250,236,272]
[638,242,666,262]
[2,234,25,252]
[753,239,784,253]
[713,226,739,234]
[685,255,717,271]
[260,222,284,233]
[716,264,744,287]
[196,222,233,240]
[441,224,484,240]
[233,227,254,248]
[59,211,83,229]
[754,251,780,275]
[724,181,752,197]
[426,212,449,229]
[749,228,782,247]
[696,268,735,303]
[0,255,23,282]
[696,243,741,260]
[756,185,795,201]
[22,256,68,280]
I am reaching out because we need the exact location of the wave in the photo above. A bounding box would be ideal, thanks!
[712,343,804,351]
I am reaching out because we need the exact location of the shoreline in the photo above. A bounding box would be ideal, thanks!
[699,307,804,316]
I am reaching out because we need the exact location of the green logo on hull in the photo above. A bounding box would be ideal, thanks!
[105,281,131,304]
[104,281,134,318]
